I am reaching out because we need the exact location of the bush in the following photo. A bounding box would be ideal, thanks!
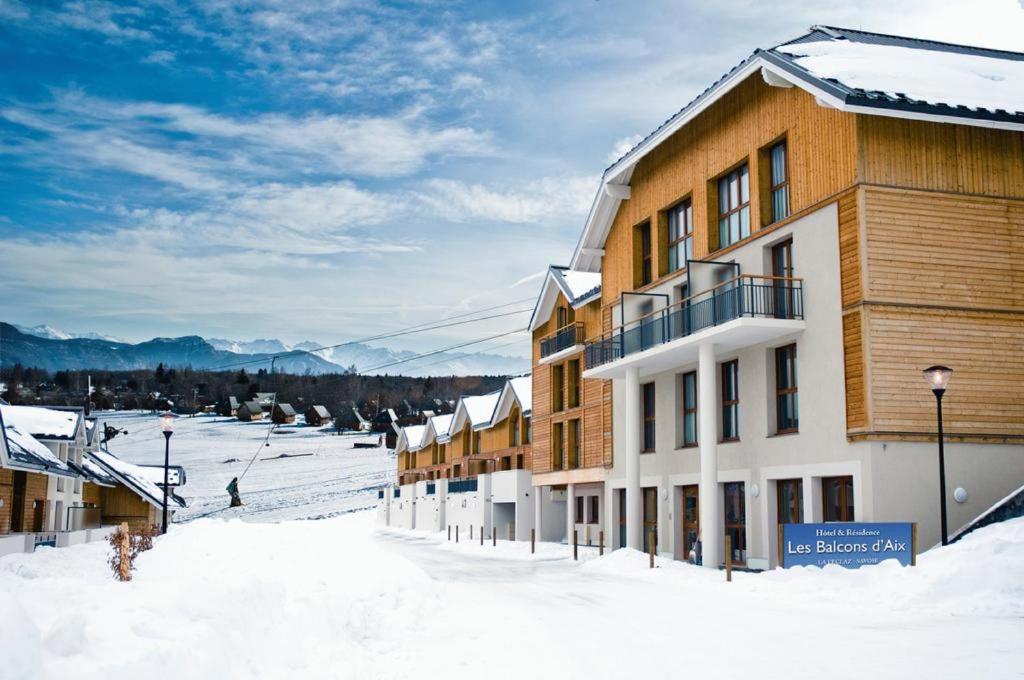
[107,524,159,581]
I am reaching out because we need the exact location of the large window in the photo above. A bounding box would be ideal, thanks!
[681,371,697,447]
[510,410,521,447]
[525,416,532,444]
[768,141,789,223]
[776,478,803,525]
[567,359,581,409]
[575,495,584,525]
[720,360,739,441]
[724,482,746,565]
[472,430,481,455]
[552,363,565,412]
[822,476,855,522]
[775,344,798,433]
[642,487,658,553]
[552,422,564,470]
[567,418,580,469]
[667,198,693,273]
[638,221,653,286]
[772,238,795,318]
[589,496,599,524]
[717,163,750,249]
[642,382,656,452]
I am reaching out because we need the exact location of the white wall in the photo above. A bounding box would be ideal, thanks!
[414,480,446,533]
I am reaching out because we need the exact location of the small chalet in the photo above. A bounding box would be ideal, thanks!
[220,396,240,417]
[305,405,332,427]
[272,403,297,424]
[237,401,264,422]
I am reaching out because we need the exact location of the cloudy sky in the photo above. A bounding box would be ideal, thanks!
[2,0,1022,358]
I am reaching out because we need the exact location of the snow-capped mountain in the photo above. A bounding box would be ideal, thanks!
[14,323,122,343]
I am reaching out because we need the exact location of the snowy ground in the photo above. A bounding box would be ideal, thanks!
[1,513,1022,679]
[94,411,392,522]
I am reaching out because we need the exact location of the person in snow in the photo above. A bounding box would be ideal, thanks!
[227,477,242,507]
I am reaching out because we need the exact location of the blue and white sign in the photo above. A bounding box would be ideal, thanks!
[781,522,914,568]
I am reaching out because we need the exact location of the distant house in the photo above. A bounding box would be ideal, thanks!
[272,403,297,424]
[219,396,240,417]
[254,392,277,413]
[305,405,332,427]
[237,401,264,422]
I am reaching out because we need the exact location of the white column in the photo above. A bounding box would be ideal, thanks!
[698,342,720,568]
[566,483,576,545]
[624,366,642,550]
[534,486,543,542]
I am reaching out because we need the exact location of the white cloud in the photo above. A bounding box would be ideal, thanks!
[413,176,595,224]
[142,50,176,65]
[607,134,643,164]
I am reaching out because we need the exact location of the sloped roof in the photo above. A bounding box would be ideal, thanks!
[450,391,502,433]
[0,404,81,440]
[240,400,263,413]
[571,25,1024,272]
[528,265,602,331]
[493,376,533,424]
[426,413,454,444]
[399,424,427,453]
[307,405,331,418]
[274,403,297,416]
[88,450,186,510]
[3,421,77,477]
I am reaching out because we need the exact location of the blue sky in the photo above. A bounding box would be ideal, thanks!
[2,0,1021,357]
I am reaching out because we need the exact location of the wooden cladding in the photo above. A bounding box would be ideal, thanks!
[842,309,868,432]
[601,76,858,304]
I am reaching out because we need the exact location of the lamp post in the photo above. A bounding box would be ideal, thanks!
[160,412,176,534]
[922,365,953,546]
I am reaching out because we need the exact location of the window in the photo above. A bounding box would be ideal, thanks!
[552,422,564,470]
[472,430,481,455]
[637,221,653,286]
[681,371,697,447]
[667,198,693,273]
[510,408,521,447]
[822,476,855,522]
[589,496,599,524]
[724,482,746,565]
[775,344,798,433]
[642,487,658,553]
[768,141,789,223]
[567,419,580,468]
[439,443,446,464]
[575,496,584,524]
[720,360,739,441]
[552,364,565,412]
[642,382,656,452]
[431,442,438,465]
[776,479,803,525]
[525,416,532,444]
[556,305,568,329]
[567,359,581,409]
[772,238,795,318]
[717,164,750,249]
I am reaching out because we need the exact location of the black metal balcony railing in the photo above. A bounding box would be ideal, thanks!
[585,276,804,370]
[448,478,479,494]
[540,322,585,359]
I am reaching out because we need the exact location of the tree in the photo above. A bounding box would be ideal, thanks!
[235,369,249,384]
[155,363,166,382]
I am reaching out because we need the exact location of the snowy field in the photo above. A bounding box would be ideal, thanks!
[94,411,393,522]
[1,512,1022,680]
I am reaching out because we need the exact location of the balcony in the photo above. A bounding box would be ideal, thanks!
[583,275,805,379]
[539,322,585,362]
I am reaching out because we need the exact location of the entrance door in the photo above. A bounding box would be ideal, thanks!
[617,488,626,548]
[776,479,803,525]
[772,239,794,318]
[822,476,854,522]
[11,471,26,532]
[681,484,699,561]
[32,500,44,532]
[723,482,746,565]
[642,487,658,554]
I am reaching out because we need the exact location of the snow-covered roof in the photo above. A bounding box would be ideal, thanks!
[307,405,331,418]
[240,400,262,412]
[79,455,116,486]
[450,391,501,434]
[87,450,186,510]
[274,403,296,416]
[493,376,533,424]
[427,413,454,444]
[3,422,76,477]
[398,424,427,453]
[0,404,82,440]
[528,266,602,331]
[570,26,1024,273]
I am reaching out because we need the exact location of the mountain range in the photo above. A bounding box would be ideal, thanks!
[1,323,526,377]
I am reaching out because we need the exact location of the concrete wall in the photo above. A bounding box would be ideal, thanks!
[414,480,446,533]
[534,486,568,543]
[0,533,33,557]
[444,475,491,538]
[390,484,417,530]
[490,469,535,541]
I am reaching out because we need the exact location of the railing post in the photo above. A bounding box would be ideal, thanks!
[492,526,496,547]
[480,525,484,546]
[649,528,655,569]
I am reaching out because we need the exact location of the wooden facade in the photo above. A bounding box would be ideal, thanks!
[531,291,609,476]
[99,485,159,528]
[0,469,49,534]
[592,73,1023,443]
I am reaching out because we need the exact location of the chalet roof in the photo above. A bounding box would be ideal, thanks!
[1,419,77,478]
[529,265,601,331]
[398,424,427,453]
[274,403,297,416]
[450,390,501,434]
[70,455,116,487]
[426,413,454,445]
[307,405,331,418]
[493,376,533,423]
[240,401,263,413]
[0,404,81,441]
[88,450,186,510]
[571,25,1024,272]
[228,396,240,408]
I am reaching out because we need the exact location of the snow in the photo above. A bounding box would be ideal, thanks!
[93,411,391,522]
[4,423,69,471]
[428,413,453,441]
[558,268,601,302]
[775,40,1024,115]
[402,424,427,452]
[0,404,80,440]
[1,511,1021,679]
[462,390,500,428]
[90,450,185,509]
[508,375,532,414]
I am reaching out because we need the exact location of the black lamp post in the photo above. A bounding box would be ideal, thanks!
[160,412,175,534]
[922,365,953,546]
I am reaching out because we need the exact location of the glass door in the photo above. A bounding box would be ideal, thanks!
[642,487,658,554]
[723,482,746,565]
[772,239,794,318]
[681,484,699,562]
[776,478,803,525]
[617,489,626,549]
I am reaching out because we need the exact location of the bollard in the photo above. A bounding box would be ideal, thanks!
[725,535,733,582]
[911,523,918,567]
[448,525,451,542]
[492,526,496,547]
[480,525,483,546]
[531,528,535,554]
[599,530,604,557]
[649,528,655,569]
[470,525,473,540]
[456,525,459,543]
[573,529,578,561]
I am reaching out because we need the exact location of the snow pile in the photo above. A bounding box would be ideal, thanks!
[776,40,1024,114]
[1,404,79,439]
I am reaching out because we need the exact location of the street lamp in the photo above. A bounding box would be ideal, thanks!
[160,411,176,534]
[922,365,953,546]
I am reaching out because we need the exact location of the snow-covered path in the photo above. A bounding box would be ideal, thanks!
[2,511,1022,680]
